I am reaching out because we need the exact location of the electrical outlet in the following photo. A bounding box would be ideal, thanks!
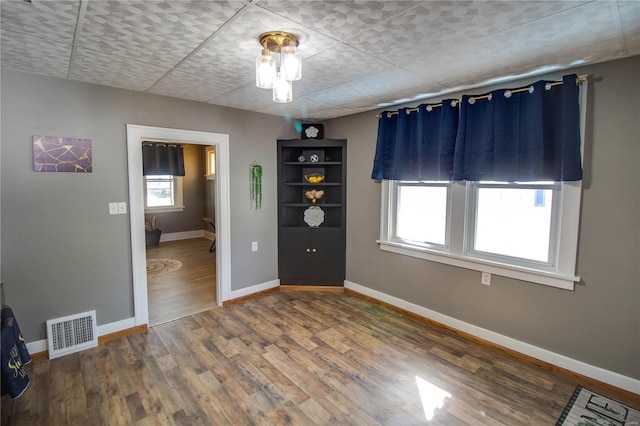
[252,241,258,252]
[481,272,491,286]
[117,202,127,214]
[108,202,118,215]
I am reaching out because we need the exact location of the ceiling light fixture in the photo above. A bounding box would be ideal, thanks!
[256,31,301,103]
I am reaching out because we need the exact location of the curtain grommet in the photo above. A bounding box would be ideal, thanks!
[426,105,433,112]
[504,90,512,98]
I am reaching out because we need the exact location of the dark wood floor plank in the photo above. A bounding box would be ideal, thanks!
[10,291,638,425]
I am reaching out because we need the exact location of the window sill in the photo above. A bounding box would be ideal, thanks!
[145,206,185,214]
[377,240,579,290]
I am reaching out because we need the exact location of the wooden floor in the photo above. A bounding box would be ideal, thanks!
[6,290,639,425]
[146,238,217,326]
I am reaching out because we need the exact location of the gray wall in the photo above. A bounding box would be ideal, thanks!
[149,144,205,234]
[2,56,638,381]
[326,55,640,379]
[0,70,296,341]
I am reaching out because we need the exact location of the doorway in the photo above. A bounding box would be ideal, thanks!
[126,125,231,328]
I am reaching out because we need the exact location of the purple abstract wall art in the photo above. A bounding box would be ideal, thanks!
[33,135,92,173]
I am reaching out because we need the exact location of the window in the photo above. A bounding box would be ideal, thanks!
[469,182,557,266]
[394,182,449,247]
[379,179,581,289]
[206,146,216,180]
[377,77,586,290]
[144,175,184,213]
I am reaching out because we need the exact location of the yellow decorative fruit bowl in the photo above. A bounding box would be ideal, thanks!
[304,173,325,184]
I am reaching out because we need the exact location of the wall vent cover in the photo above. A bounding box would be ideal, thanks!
[46,310,98,359]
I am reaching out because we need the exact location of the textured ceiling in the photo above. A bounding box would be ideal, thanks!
[1,0,639,121]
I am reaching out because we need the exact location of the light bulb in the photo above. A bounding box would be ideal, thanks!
[256,48,276,89]
[281,43,301,81]
[273,71,292,103]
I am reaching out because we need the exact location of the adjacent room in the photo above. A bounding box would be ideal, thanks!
[1,0,639,424]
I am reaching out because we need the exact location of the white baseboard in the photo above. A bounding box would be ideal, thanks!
[26,339,47,355]
[229,279,280,300]
[97,317,136,335]
[204,230,215,241]
[160,230,204,242]
[26,316,137,356]
[344,280,640,395]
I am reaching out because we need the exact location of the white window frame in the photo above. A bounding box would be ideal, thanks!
[144,175,185,213]
[205,146,216,180]
[377,79,587,291]
[466,181,560,270]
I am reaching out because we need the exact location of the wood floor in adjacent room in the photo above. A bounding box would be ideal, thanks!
[146,237,217,326]
[5,291,639,425]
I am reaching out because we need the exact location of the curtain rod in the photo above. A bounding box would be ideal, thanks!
[376,75,587,118]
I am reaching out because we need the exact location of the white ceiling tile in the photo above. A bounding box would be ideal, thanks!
[297,45,396,96]
[177,6,335,79]
[257,1,420,41]
[208,84,280,112]
[619,0,640,36]
[349,1,594,64]
[79,1,246,67]
[299,67,435,110]
[405,2,624,85]
[69,48,170,92]
[0,0,80,43]
[147,70,241,102]
[0,30,71,78]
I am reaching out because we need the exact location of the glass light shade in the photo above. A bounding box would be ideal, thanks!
[255,49,276,89]
[273,71,292,103]
[281,44,301,81]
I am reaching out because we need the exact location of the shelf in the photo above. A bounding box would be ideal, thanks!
[278,138,346,286]
[283,161,342,166]
[282,203,341,207]
[284,183,341,187]
[281,224,342,229]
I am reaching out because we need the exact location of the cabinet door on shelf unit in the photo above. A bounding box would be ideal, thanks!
[278,228,310,281]
[278,228,345,286]
[310,228,345,284]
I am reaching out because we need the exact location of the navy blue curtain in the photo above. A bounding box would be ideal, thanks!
[371,74,582,182]
[453,74,582,181]
[371,100,459,181]
[142,143,185,176]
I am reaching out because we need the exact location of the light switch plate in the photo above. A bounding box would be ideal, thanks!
[117,202,127,214]
[108,202,118,215]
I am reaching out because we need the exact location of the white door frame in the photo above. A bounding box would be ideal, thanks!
[126,124,231,326]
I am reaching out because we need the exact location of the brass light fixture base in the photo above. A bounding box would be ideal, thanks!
[259,31,299,53]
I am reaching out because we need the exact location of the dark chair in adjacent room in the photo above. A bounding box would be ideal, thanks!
[203,218,216,252]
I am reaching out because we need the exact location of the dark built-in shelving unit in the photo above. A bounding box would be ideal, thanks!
[277,138,346,286]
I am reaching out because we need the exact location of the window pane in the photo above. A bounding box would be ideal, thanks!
[474,187,553,262]
[396,185,448,245]
[146,177,174,207]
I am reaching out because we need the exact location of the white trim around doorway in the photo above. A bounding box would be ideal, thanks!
[126,124,231,327]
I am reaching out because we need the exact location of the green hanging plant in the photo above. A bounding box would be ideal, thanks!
[250,163,262,209]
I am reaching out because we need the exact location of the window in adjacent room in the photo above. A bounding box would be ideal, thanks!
[144,175,184,213]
